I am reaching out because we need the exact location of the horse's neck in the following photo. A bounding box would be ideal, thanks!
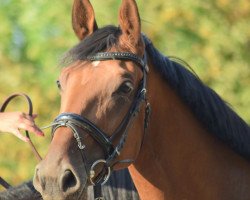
[129,66,250,200]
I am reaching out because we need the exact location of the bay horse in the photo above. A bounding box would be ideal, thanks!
[33,0,250,199]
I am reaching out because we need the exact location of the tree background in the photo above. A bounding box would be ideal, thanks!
[0,0,249,188]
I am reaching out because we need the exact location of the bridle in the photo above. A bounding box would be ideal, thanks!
[50,51,151,199]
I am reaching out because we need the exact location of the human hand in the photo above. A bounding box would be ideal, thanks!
[0,112,44,142]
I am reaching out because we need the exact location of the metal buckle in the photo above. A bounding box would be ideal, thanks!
[89,159,111,186]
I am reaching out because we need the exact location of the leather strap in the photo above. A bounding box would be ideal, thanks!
[0,93,42,161]
[52,113,114,155]
[0,93,42,189]
[0,177,11,189]
[94,184,103,200]
[87,52,149,72]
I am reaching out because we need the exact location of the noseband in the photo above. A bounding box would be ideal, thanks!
[51,52,151,188]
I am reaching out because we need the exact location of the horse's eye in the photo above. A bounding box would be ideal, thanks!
[56,80,61,90]
[118,81,134,94]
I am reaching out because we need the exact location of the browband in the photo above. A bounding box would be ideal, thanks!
[87,52,149,72]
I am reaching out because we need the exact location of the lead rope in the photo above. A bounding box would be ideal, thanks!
[0,93,42,190]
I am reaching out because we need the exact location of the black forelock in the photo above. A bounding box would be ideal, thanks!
[61,25,121,66]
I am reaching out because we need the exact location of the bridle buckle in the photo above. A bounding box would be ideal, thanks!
[89,159,111,186]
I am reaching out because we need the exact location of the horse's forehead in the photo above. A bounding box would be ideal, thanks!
[59,61,121,93]
[61,59,138,79]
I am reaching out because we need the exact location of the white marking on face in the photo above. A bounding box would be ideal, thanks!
[92,61,100,67]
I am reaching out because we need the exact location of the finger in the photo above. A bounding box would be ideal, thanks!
[18,123,44,136]
[20,114,35,121]
[19,118,44,135]
[18,114,40,127]
[19,113,37,121]
[13,129,29,142]
[32,128,44,136]
[20,118,35,127]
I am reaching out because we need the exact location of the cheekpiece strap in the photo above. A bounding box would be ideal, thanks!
[87,52,149,72]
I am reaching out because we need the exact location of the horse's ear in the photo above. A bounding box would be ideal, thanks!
[118,0,144,54]
[72,0,98,40]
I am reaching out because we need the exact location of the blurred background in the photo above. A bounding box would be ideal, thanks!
[0,0,249,189]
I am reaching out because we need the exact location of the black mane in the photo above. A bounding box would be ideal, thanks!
[143,35,250,160]
[63,26,250,160]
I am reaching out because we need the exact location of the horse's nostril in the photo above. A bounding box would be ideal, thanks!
[61,169,78,192]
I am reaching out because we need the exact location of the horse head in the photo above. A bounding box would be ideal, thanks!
[33,0,149,199]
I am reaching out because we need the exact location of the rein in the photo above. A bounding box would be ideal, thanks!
[0,93,42,189]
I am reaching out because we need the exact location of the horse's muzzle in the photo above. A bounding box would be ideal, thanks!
[33,158,88,200]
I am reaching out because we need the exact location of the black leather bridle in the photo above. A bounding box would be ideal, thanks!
[50,51,151,199]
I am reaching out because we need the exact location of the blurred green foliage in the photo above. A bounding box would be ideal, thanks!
[0,0,249,187]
